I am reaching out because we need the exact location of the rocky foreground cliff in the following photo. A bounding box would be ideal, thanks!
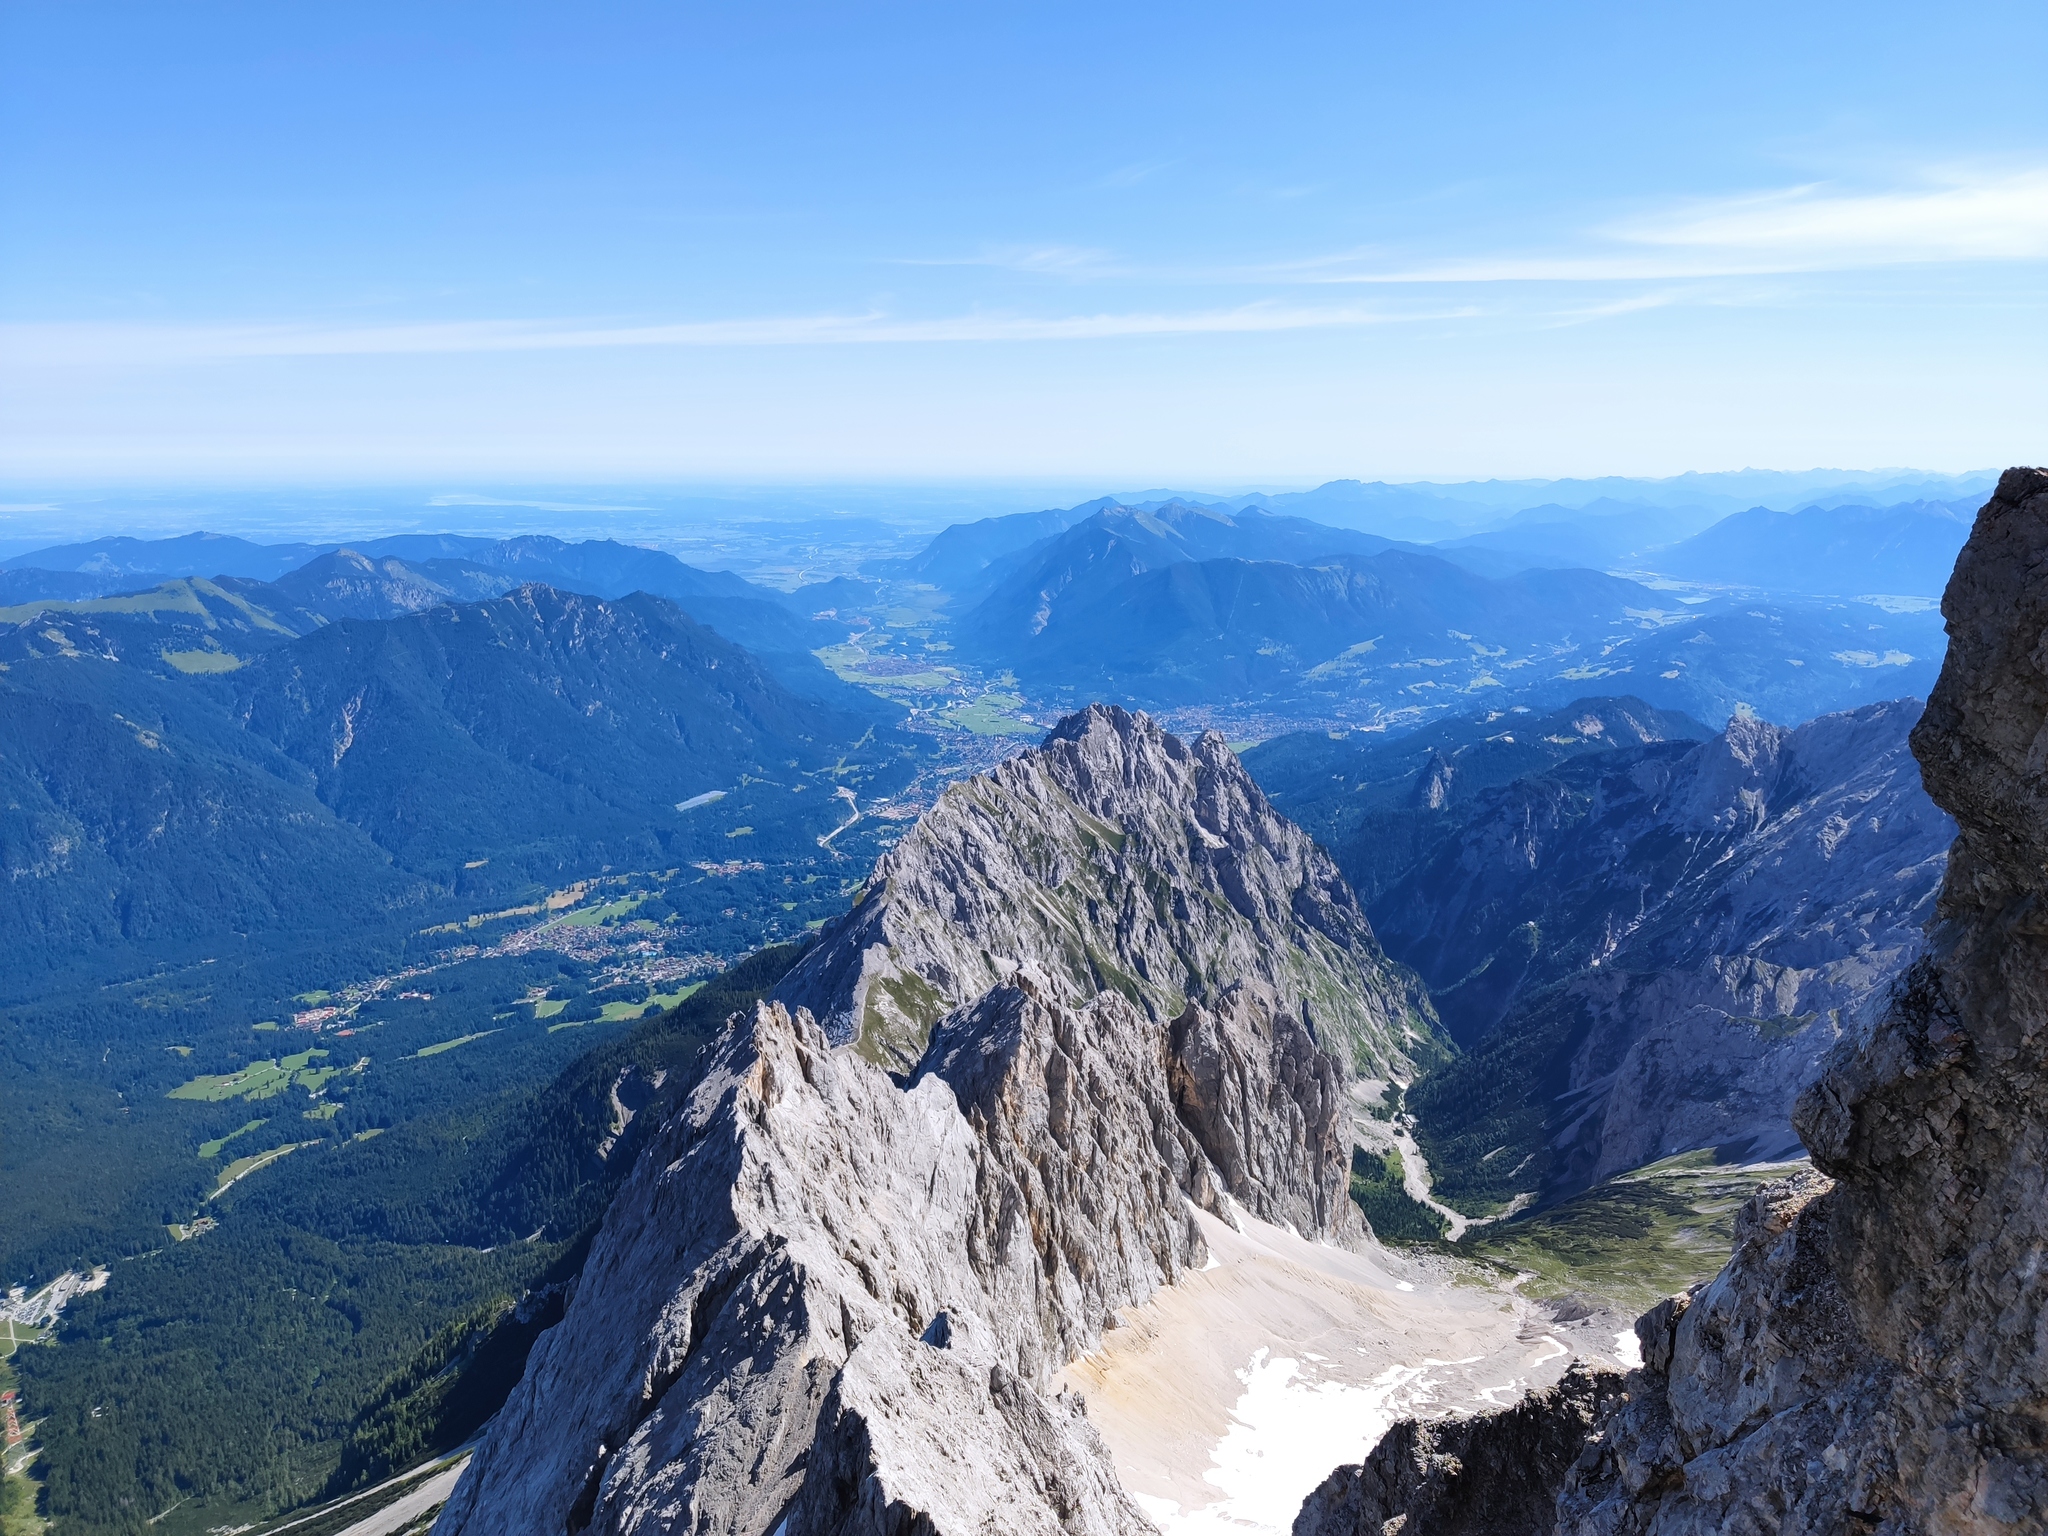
[1296,466,2048,1536]
[436,708,1428,1535]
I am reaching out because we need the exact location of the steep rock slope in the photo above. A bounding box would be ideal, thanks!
[1300,466,2048,1536]
[437,971,1363,1535]
[773,703,1439,1078]
[1247,695,1710,905]
[1384,699,1950,1208]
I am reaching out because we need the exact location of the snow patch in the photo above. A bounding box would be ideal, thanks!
[1615,1328,1644,1370]
[1139,1349,1439,1536]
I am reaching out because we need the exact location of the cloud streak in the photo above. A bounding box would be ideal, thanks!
[1292,169,2048,283]
[1,301,1478,365]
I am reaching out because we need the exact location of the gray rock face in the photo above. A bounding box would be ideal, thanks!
[1293,1365,1626,1536]
[1391,697,1952,1206]
[1167,983,1358,1241]
[1555,1171,1899,1534]
[1307,469,2048,1536]
[440,956,1366,1531]
[774,703,1438,1078]
[1294,1368,1630,1536]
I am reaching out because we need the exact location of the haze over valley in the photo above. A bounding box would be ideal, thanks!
[5,1,2042,1532]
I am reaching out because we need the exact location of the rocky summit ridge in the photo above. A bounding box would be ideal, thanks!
[774,702,1439,1079]
[1295,467,2048,1536]
[437,707,1407,1535]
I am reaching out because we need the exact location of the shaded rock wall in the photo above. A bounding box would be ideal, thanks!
[1390,698,1951,1207]
[1293,1365,1625,1536]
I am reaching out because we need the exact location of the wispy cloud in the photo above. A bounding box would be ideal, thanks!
[1292,168,2048,283]
[3,301,1478,366]
[896,244,1119,275]
[1618,171,2048,261]
[1096,159,1174,190]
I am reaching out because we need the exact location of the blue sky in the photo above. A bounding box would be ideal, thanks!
[2,1,2042,482]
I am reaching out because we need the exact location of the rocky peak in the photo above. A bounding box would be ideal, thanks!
[439,704,1396,1535]
[774,702,1437,1078]
[1414,750,1455,809]
[439,983,1363,1535]
[1910,465,2048,913]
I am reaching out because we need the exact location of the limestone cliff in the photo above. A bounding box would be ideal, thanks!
[774,703,1438,1077]
[439,976,1366,1532]
[1295,467,2048,1536]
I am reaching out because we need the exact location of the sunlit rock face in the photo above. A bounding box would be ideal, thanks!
[773,702,1440,1081]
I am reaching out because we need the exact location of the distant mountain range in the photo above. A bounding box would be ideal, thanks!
[0,533,882,705]
[1644,500,1973,596]
[1247,695,1714,903]
[908,498,1945,726]
[0,584,920,990]
[878,481,1984,631]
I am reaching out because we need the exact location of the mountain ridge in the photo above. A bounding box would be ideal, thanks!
[773,702,1442,1081]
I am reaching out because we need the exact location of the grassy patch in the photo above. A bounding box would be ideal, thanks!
[561,895,644,928]
[531,998,566,1019]
[812,643,958,693]
[0,1317,48,1360]
[169,1060,289,1101]
[1458,1153,1808,1312]
[161,647,243,674]
[303,1102,341,1121]
[211,1142,310,1197]
[167,1050,332,1104]
[198,1119,268,1159]
[412,1031,498,1059]
[941,694,1041,737]
[1350,1146,1449,1244]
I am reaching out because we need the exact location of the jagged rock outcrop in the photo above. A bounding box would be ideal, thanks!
[774,703,1437,1077]
[441,960,1365,1532]
[1295,468,2048,1536]
[1554,1170,1899,1532]
[1294,1365,1626,1536]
